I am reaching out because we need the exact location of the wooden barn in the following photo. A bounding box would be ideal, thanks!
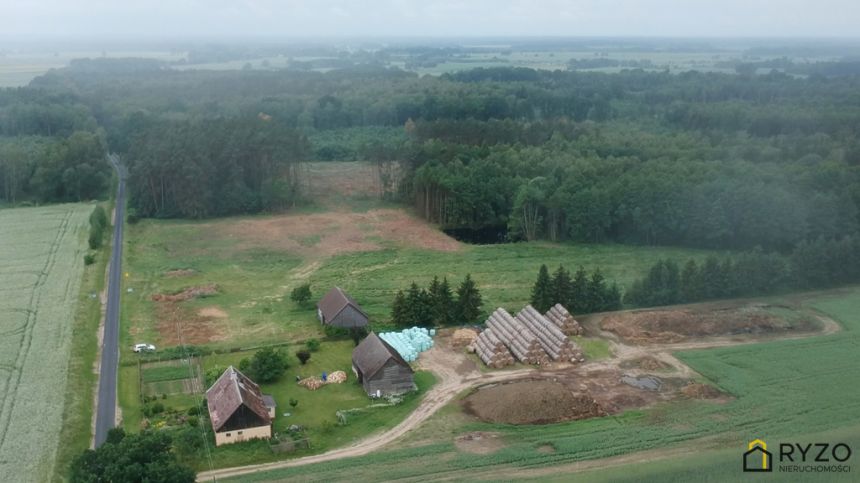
[317,286,369,329]
[352,332,415,397]
[206,366,276,446]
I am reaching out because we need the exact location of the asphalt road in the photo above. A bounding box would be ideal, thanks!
[94,154,126,447]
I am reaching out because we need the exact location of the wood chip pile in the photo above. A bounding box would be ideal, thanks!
[474,328,515,368]
[544,304,584,336]
[516,305,580,362]
[298,377,325,390]
[299,370,347,390]
[485,308,549,365]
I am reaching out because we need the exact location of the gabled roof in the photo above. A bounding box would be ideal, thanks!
[318,286,368,321]
[206,366,271,432]
[352,332,412,379]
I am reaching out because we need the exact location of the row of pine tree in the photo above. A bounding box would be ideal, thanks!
[390,274,483,328]
[530,265,622,314]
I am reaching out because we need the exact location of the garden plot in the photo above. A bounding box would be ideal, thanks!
[139,358,204,397]
[0,204,91,482]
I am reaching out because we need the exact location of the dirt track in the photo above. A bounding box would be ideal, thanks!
[196,347,532,482]
[196,305,842,482]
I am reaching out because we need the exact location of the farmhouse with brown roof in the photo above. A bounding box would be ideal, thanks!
[352,332,414,397]
[206,366,275,446]
[317,286,369,329]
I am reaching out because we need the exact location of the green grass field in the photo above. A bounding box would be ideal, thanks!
[222,286,860,481]
[120,211,713,352]
[0,204,94,482]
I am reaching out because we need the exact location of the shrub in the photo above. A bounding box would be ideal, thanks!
[84,253,96,265]
[306,339,320,352]
[296,349,311,365]
[290,283,312,306]
[243,347,289,383]
[289,398,298,408]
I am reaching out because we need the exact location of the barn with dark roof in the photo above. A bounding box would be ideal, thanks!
[352,332,415,397]
[206,366,275,446]
[317,286,369,329]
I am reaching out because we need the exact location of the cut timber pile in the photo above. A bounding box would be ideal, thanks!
[475,328,515,368]
[516,305,578,362]
[545,304,584,336]
[485,308,549,365]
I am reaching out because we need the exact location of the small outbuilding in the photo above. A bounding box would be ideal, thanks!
[352,332,415,397]
[317,286,369,329]
[206,366,274,446]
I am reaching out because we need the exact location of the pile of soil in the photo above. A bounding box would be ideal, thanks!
[621,357,670,371]
[462,380,604,425]
[152,284,218,302]
[681,382,725,399]
[600,305,809,344]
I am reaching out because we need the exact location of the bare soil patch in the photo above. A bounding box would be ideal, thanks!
[198,306,228,318]
[454,432,506,454]
[151,284,218,302]
[206,208,459,257]
[620,356,670,371]
[164,268,196,278]
[681,382,727,400]
[155,302,228,345]
[537,443,557,454]
[462,380,604,425]
[600,304,815,344]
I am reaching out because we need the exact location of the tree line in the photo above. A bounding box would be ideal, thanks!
[125,116,309,218]
[390,275,483,327]
[530,264,622,314]
[625,236,860,307]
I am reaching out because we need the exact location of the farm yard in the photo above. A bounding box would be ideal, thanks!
[112,161,860,480]
[0,204,93,482]
[201,286,860,482]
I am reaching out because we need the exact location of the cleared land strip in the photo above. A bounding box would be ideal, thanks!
[0,205,92,482]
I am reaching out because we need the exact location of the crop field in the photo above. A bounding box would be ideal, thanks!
[0,204,93,482]
[222,286,860,482]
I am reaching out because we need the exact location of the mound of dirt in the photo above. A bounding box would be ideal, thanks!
[152,284,218,302]
[462,380,604,425]
[600,305,811,344]
[681,382,725,399]
[454,432,506,454]
[621,357,670,371]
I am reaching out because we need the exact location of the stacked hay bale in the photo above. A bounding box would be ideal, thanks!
[545,304,584,336]
[516,305,579,362]
[452,328,479,349]
[485,308,548,364]
[474,328,515,368]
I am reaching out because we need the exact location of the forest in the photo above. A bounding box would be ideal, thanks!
[1,60,858,255]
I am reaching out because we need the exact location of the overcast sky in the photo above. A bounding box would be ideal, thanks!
[2,0,859,39]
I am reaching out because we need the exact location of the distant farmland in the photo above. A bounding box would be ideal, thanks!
[0,205,92,482]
